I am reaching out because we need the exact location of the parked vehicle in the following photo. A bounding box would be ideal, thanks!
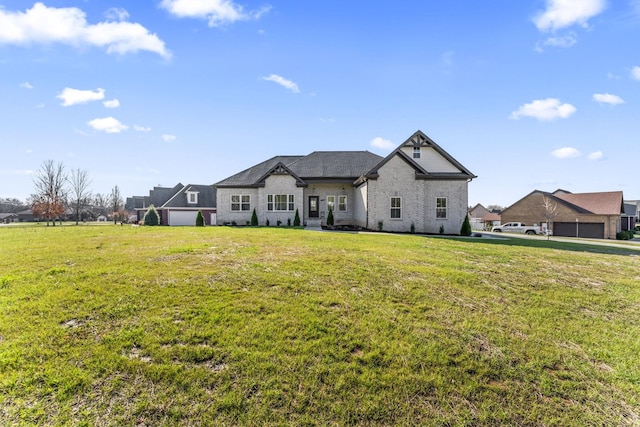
[491,222,545,235]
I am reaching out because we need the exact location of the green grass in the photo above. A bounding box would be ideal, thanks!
[1,226,639,426]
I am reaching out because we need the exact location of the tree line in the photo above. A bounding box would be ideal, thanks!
[2,160,127,226]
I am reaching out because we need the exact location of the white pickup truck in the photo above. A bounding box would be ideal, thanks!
[491,222,545,235]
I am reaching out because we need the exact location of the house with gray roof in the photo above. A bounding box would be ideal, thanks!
[214,130,476,234]
[129,183,217,226]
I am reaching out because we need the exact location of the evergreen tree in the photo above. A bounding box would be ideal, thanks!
[195,210,204,227]
[143,204,159,226]
[327,205,334,226]
[293,208,300,226]
[460,214,472,236]
[250,208,258,226]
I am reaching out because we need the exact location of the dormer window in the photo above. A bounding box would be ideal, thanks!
[413,147,421,159]
[186,191,199,204]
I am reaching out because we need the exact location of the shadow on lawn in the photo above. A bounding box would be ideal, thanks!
[435,234,640,257]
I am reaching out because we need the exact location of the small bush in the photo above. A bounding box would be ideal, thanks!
[250,209,258,226]
[616,231,634,240]
[460,214,472,236]
[287,218,291,226]
[277,220,282,226]
[410,222,415,234]
[195,210,204,227]
[377,221,383,231]
[293,209,300,226]
[143,205,159,226]
[439,224,445,235]
[266,219,270,227]
[327,206,334,226]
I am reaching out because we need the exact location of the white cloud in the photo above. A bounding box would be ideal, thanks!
[534,0,606,32]
[588,151,604,160]
[542,33,578,48]
[261,74,300,93]
[592,93,624,105]
[57,87,105,106]
[20,81,33,89]
[631,66,640,80]
[0,3,170,58]
[105,8,129,22]
[370,137,395,151]
[87,117,128,133]
[162,134,177,142]
[551,147,581,159]
[103,99,120,108]
[134,125,151,132]
[160,0,270,27]
[510,98,576,121]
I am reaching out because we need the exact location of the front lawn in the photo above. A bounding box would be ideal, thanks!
[1,226,638,425]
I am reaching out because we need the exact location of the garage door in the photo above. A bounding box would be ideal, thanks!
[553,222,604,239]
[168,210,198,226]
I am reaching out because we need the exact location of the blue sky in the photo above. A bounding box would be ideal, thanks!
[1,0,639,207]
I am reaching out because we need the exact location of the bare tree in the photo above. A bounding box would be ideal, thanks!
[68,169,92,225]
[542,194,558,240]
[30,160,67,226]
[92,193,109,218]
[110,185,123,224]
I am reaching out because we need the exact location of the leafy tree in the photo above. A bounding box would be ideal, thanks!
[250,208,258,226]
[327,205,334,226]
[68,168,92,225]
[293,208,300,226]
[30,160,67,226]
[195,210,205,227]
[143,205,160,226]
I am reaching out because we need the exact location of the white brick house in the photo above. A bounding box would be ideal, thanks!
[214,130,476,233]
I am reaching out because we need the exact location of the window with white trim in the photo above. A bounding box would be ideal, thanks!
[338,195,347,212]
[327,196,335,211]
[186,191,198,204]
[436,197,447,219]
[413,147,421,158]
[390,197,402,219]
[267,194,294,211]
[231,195,250,211]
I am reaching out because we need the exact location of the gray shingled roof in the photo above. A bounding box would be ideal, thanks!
[162,184,217,208]
[214,152,382,187]
[288,151,383,179]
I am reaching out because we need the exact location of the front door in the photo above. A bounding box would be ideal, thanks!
[308,196,319,218]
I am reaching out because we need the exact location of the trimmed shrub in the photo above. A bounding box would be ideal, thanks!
[616,231,634,240]
[410,222,415,234]
[143,205,159,226]
[250,208,258,226]
[460,214,472,236]
[266,219,270,227]
[195,210,204,227]
[439,224,445,234]
[293,209,300,226]
[327,205,334,226]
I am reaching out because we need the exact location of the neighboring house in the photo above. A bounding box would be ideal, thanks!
[0,213,18,224]
[481,212,501,231]
[622,203,636,231]
[17,209,35,222]
[130,183,217,226]
[625,200,640,222]
[214,130,476,234]
[468,203,491,230]
[500,190,625,239]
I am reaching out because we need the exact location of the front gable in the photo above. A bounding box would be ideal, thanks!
[365,130,476,181]
[255,162,307,187]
